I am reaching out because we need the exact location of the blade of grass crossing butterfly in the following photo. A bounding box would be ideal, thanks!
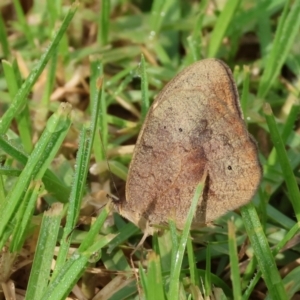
[168,171,207,299]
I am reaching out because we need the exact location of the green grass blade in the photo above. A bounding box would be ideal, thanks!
[2,60,33,153]
[140,54,150,121]
[204,243,212,297]
[267,103,300,166]
[107,221,140,254]
[139,262,148,296]
[54,73,102,276]
[45,204,112,299]
[52,128,88,277]
[43,253,90,300]
[25,203,64,300]
[186,237,199,288]
[198,269,232,297]
[208,0,241,57]
[228,221,242,300]
[257,1,300,98]
[46,0,60,29]
[12,0,35,47]
[150,0,166,34]
[0,135,70,203]
[241,204,288,300]
[99,85,108,160]
[168,171,207,299]
[10,180,42,251]
[106,160,128,181]
[90,61,104,162]
[264,103,300,221]
[0,3,78,134]
[242,258,258,299]
[102,248,131,273]
[145,251,165,300]
[282,266,300,299]
[186,0,209,63]
[0,13,10,58]
[0,169,6,201]
[257,11,272,62]
[0,103,72,245]
[42,52,58,106]
[99,0,110,45]
[244,222,300,299]
[240,65,250,117]
[78,203,111,253]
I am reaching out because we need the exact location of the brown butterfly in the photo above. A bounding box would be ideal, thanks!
[115,58,262,233]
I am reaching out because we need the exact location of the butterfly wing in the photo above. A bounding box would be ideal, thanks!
[118,59,261,230]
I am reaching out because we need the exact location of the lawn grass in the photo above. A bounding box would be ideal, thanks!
[0,1,300,299]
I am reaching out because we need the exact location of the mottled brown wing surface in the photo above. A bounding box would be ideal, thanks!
[117,59,261,231]
[154,58,243,119]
